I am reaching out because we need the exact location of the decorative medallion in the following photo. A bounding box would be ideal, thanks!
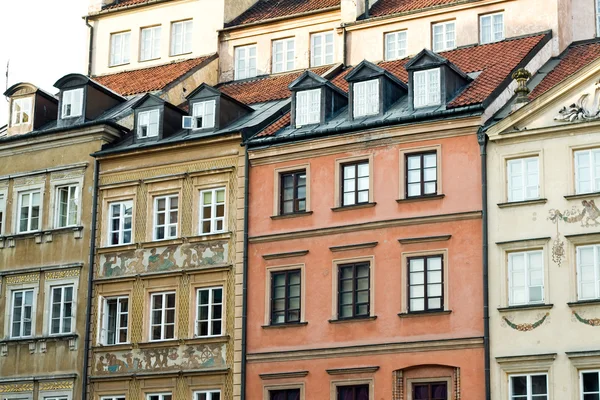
[45,269,80,280]
[39,381,74,391]
[502,313,550,332]
[573,311,600,326]
[6,273,40,285]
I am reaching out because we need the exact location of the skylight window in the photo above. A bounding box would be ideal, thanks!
[138,109,160,138]
[413,69,441,108]
[353,79,379,118]
[295,89,320,127]
[62,88,83,119]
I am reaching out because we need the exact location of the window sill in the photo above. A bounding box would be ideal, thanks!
[0,333,77,344]
[139,57,161,63]
[564,192,600,200]
[0,226,83,248]
[331,202,376,212]
[497,303,553,313]
[328,316,377,324]
[271,211,313,220]
[262,322,308,329]
[396,194,445,203]
[171,51,193,58]
[108,62,130,68]
[0,334,78,355]
[398,310,451,318]
[497,199,548,208]
[567,299,600,308]
[92,342,132,351]
[137,335,229,349]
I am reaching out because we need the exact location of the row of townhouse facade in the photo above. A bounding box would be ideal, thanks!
[2,0,600,400]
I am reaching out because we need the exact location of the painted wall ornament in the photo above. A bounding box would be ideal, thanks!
[572,310,600,327]
[502,313,550,332]
[554,82,600,122]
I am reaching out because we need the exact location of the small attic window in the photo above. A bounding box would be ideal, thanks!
[295,89,320,127]
[138,109,159,138]
[414,69,441,108]
[353,79,379,117]
[11,98,32,126]
[62,88,83,119]
[192,100,216,129]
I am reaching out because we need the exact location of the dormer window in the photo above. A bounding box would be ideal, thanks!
[414,69,441,108]
[353,80,379,118]
[295,89,321,127]
[192,100,216,129]
[11,98,32,126]
[138,109,159,138]
[62,88,83,119]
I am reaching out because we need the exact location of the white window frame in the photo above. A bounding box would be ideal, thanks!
[574,148,600,194]
[507,157,539,202]
[100,397,126,400]
[11,97,32,126]
[508,251,544,306]
[272,38,295,73]
[195,286,223,338]
[10,288,35,339]
[17,189,42,233]
[581,370,600,400]
[140,25,162,61]
[61,88,84,119]
[99,296,129,345]
[234,44,257,80]
[153,195,178,241]
[49,284,75,335]
[170,20,193,56]
[413,68,441,108]
[55,184,80,228]
[508,373,548,400]
[577,245,600,301]
[192,100,216,130]
[432,21,456,52]
[596,0,600,37]
[110,31,131,66]
[295,89,321,127]
[385,30,407,61]
[480,12,504,44]
[353,79,380,118]
[310,31,334,67]
[147,394,172,400]
[137,109,160,138]
[194,391,221,400]
[0,192,6,236]
[199,187,226,235]
[107,200,133,246]
[149,292,176,341]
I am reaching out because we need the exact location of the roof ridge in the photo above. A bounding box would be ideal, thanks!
[92,54,216,78]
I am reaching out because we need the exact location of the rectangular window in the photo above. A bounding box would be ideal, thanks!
[295,89,321,127]
[432,21,456,52]
[102,296,128,345]
[101,397,126,400]
[195,287,223,337]
[148,394,172,400]
[56,185,79,228]
[480,12,504,44]
[581,371,600,400]
[597,0,600,36]
[413,382,448,400]
[192,100,216,129]
[509,374,548,400]
[336,385,369,400]
[353,79,380,117]
[110,31,131,66]
[170,20,193,56]
[575,148,600,194]
[11,97,32,126]
[11,289,34,338]
[199,187,226,234]
[50,285,74,334]
[310,31,334,67]
[338,262,370,319]
[235,44,257,80]
[140,26,162,61]
[150,292,175,341]
[508,251,544,306]
[154,195,178,240]
[62,88,83,118]
[385,30,407,61]
[279,170,306,214]
[138,109,160,138]
[272,38,295,73]
[577,245,600,300]
[108,201,133,246]
[195,391,221,400]
[269,389,300,400]
[270,270,301,325]
[408,256,443,312]
[0,193,5,235]
[18,190,41,233]
[406,152,437,197]
[507,157,539,202]
[414,68,441,108]
[341,161,369,206]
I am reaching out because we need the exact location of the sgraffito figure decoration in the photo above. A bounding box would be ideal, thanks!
[554,82,600,122]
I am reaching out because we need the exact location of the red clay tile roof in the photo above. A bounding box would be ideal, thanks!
[257,112,291,137]
[226,0,340,27]
[369,0,478,18]
[101,0,155,11]
[93,55,214,96]
[529,41,600,100]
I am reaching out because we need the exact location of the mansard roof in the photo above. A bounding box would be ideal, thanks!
[225,0,340,28]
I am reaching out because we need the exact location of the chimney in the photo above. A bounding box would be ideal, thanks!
[341,0,366,23]
[511,68,531,112]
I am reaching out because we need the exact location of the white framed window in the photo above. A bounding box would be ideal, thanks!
[11,97,32,126]
[147,394,172,400]
[140,26,162,61]
[353,79,379,117]
[507,157,539,202]
[195,287,223,337]
[10,289,34,338]
[108,201,133,246]
[310,31,334,67]
[0,193,5,235]
[575,148,600,194]
[385,30,407,61]
[50,285,74,335]
[100,296,129,345]
[509,374,548,400]
[110,31,131,66]
[138,109,160,138]
[199,187,226,235]
[480,12,504,44]
[192,100,216,129]
[295,89,321,127]
[62,88,83,119]
[194,391,221,400]
[272,38,295,73]
[170,20,193,56]
[581,370,600,400]
[508,251,544,306]
[55,185,79,228]
[18,190,42,233]
[150,292,175,341]
[597,0,600,36]
[154,195,178,240]
[43,397,68,400]
[577,245,600,300]
[234,44,257,80]
[432,21,456,52]
[414,68,441,108]
[101,397,126,400]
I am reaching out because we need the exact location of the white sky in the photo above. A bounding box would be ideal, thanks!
[0,0,88,126]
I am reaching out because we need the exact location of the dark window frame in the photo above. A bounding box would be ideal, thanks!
[405,151,438,198]
[336,384,370,400]
[341,161,370,207]
[269,388,301,400]
[337,262,371,320]
[412,381,448,400]
[270,269,301,325]
[279,170,307,215]
[407,255,444,313]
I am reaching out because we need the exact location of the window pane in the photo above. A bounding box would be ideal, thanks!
[511,376,527,395]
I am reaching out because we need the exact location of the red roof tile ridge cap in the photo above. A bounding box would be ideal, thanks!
[93,0,179,14]
[92,54,215,78]
[353,0,477,24]
[224,3,341,30]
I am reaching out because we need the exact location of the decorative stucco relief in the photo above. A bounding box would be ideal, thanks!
[572,310,600,327]
[555,87,600,122]
[13,175,45,187]
[502,313,550,332]
[0,383,34,393]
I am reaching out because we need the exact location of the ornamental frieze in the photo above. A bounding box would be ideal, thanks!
[13,175,45,187]
[502,313,550,332]
[46,269,80,280]
[0,383,34,393]
[39,381,73,391]
[6,273,40,285]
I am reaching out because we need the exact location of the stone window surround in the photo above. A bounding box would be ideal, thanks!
[49,175,84,230]
[334,154,375,208]
[263,263,306,326]
[100,186,137,248]
[191,175,230,238]
[43,274,79,337]
[496,353,556,400]
[0,184,7,236]
[501,150,544,204]
[272,163,311,217]
[145,179,183,242]
[400,248,450,314]
[330,255,376,321]
[568,143,600,196]
[405,377,452,400]
[3,279,40,340]
[143,280,178,342]
[329,378,374,400]
[192,277,228,339]
[398,144,443,201]
[96,293,131,346]
[565,232,600,303]
[262,383,305,400]
[39,389,72,400]
[568,350,600,399]
[12,180,45,235]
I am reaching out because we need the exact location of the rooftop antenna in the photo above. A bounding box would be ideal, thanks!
[4,60,9,102]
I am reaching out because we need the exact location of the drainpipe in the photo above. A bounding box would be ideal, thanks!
[478,127,491,400]
[341,25,347,67]
[85,16,94,76]
[364,0,370,19]
[240,148,249,400]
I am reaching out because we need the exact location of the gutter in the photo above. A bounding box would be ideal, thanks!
[85,16,94,76]
[240,148,250,400]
